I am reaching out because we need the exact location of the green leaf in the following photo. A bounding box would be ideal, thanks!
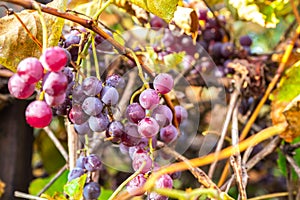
[98,188,113,200]
[41,192,68,200]
[29,170,68,196]
[273,61,300,102]
[0,0,67,72]
[129,0,179,22]
[277,149,287,177]
[163,51,185,71]
[64,174,87,200]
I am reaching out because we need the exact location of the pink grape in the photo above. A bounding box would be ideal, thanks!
[126,103,145,123]
[68,104,89,125]
[127,174,147,196]
[132,152,152,173]
[25,100,52,128]
[40,47,68,72]
[44,93,66,106]
[153,73,174,94]
[138,117,159,138]
[8,74,35,99]
[43,72,68,96]
[122,123,141,147]
[148,174,173,200]
[151,105,173,127]
[160,124,178,144]
[139,89,160,110]
[17,57,44,84]
[174,105,188,124]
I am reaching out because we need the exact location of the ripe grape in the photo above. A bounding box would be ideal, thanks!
[160,124,178,144]
[221,42,234,58]
[127,174,147,196]
[88,113,109,132]
[83,182,101,200]
[64,34,81,61]
[106,74,125,88]
[174,105,188,124]
[40,47,68,72]
[72,84,88,104]
[62,67,73,83]
[76,156,86,169]
[8,74,35,99]
[68,167,85,182]
[84,154,102,172]
[139,89,160,110]
[74,121,92,135]
[82,76,102,96]
[198,9,208,21]
[151,105,173,127]
[107,121,124,143]
[148,174,173,200]
[132,152,152,173]
[126,103,145,123]
[138,117,159,138]
[239,35,252,46]
[17,57,44,84]
[122,123,141,147]
[170,171,181,180]
[153,73,174,94]
[25,100,52,128]
[68,104,90,125]
[101,86,119,105]
[44,93,66,106]
[43,72,68,96]
[82,97,103,116]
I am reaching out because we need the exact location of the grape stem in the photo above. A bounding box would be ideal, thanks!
[91,33,101,80]
[108,161,146,200]
[32,2,47,52]
[93,0,114,21]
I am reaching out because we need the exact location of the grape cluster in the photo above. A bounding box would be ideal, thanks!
[8,47,72,128]
[68,154,102,200]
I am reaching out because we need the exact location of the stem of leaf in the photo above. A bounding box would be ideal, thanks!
[33,2,47,52]
[93,0,114,21]
[108,161,146,200]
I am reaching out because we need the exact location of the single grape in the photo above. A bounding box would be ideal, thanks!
[160,124,178,144]
[147,174,173,200]
[74,121,92,135]
[40,47,68,72]
[129,146,146,160]
[153,73,174,94]
[210,42,223,58]
[174,105,188,124]
[106,74,125,88]
[138,117,159,138]
[101,86,119,105]
[132,152,152,173]
[151,105,173,127]
[88,113,109,132]
[127,174,147,196]
[122,123,141,147]
[76,156,87,169]
[8,74,35,99]
[84,154,102,172]
[25,100,52,128]
[68,104,89,125]
[44,92,66,106]
[43,72,68,96]
[126,103,145,123]
[202,28,222,42]
[82,76,102,96]
[106,121,124,144]
[139,89,160,110]
[83,182,101,200]
[72,84,88,104]
[221,42,234,58]
[17,57,44,84]
[68,167,85,182]
[239,35,252,47]
[82,97,103,116]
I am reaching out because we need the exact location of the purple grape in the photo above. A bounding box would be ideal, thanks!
[106,74,125,88]
[74,121,92,135]
[62,67,73,83]
[210,42,223,58]
[43,72,68,96]
[122,123,141,147]
[72,84,88,104]
[148,174,173,200]
[174,105,188,124]
[107,121,124,143]
[82,76,102,96]
[239,35,252,46]
[126,103,146,123]
[138,117,159,138]
[83,182,101,200]
[54,97,71,116]
[64,34,81,61]
[84,154,102,172]
[17,57,44,84]
[151,105,173,127]
[68,104,89,125]
[202,28,222,42]
[153,73,174,94]
[76,156,86,169]
[127,174,147,196]
[101,86,119,105]
[68,167,85,182]
[139,89,160,110]
[82,97,103,116]
[170,171,181,180]
[198,9,208,21]
[221,42,234,58]
[119,143,129,154]
[162,30,175,48]
[160,124,178,144]
[132,152,152,173]
[88,113,109,132]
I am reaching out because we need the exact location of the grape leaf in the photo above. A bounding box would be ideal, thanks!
[63,174,87,200]
[129,0,179,22]
[29,170,68,196]
[0,0,67,72]
[98,188,113,200]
